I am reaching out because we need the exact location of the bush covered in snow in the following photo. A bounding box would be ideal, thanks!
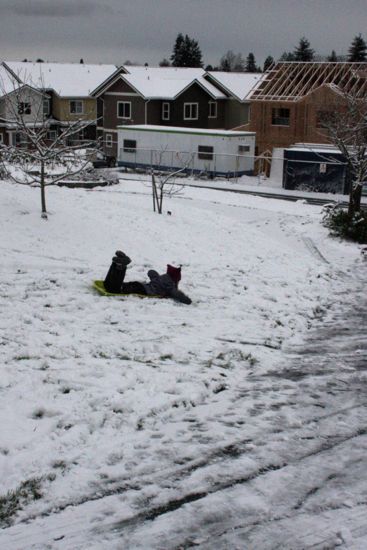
[323,206,367,243]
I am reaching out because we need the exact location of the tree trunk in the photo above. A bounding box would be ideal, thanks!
[40,160,48,219]
[348,181,362,217]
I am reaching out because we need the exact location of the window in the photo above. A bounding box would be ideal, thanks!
[47,130,57,140]
[198,145,214,160]
[238,145,250,154]
[208,101,217,118]
[184,103,199,120]
[105,134,113,148]
[123,139,136,153]
[70,100,83,114]
[271,108,290,126]
[43,99,50,116]
[117,102,131,119]
[18,102,31,115]
[162,102,170,121]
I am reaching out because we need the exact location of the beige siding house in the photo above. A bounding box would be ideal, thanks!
[3,61,117,142]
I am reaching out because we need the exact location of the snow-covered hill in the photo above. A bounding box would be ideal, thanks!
[0,179,365,549]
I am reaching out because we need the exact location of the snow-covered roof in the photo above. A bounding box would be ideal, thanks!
[207,71,264,101]
[117,124,254,136]
[120,66,226,100]
[3,61,117,98]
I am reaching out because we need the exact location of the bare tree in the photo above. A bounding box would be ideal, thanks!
[150,150,193,214]
[219,50,245,72]
[0,74,98,219]
[320,88,367,216]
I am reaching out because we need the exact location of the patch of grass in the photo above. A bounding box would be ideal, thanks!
[0,478,43,527]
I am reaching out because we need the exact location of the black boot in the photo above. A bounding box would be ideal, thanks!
[115,251,131,265]
[104,261,127,293]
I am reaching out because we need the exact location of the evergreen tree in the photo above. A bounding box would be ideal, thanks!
[280,51,295,61]
[293,37,314,61]
[159,58,171,67]
[328,50,338,62]
[263,55,274,71]
[80,58,84,64]
[348,34,367,62]
[245,52,258,72]
[170,33,203,67]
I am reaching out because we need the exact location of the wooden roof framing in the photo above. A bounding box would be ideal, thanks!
[250,62,367,102]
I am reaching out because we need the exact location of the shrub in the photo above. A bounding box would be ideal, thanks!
[323,206,367,244]
[0,478,42,527]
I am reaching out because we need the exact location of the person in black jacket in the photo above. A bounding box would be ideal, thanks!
[104,251,192,305]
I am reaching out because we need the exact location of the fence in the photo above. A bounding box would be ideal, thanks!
[116,146,352,192]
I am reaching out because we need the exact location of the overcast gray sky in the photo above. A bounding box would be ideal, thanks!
[0,0,366,67]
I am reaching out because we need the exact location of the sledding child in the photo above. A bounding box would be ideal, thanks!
[104,251,192,305]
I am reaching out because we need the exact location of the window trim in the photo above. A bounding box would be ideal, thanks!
[271,107,290,127]
[198,145,214,161]
[69,100,84,115]
[208,101,217,119]
[238,145,250,154]
[123,139,137,153]
[47,130,57,141]
[184,102,199,121]
[162,102,170,121]
[43,99,50,116]
[117,101,132,120]
[105,133,113,148]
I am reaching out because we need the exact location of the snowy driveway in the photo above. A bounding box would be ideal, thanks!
[0,180,366,549]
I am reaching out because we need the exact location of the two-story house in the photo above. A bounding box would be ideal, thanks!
[3,61,117,144]
[204,71,263,129]
[91,66,229,160]
[242,61,367,158]
[0,64,47,146]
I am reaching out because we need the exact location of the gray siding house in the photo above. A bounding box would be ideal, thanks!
[91,66,228,160]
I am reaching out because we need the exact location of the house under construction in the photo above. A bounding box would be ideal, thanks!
[241,61,367,162]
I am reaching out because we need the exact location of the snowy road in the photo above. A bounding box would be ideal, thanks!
[0,181,366,549]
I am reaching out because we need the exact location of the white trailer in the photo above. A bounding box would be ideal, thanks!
[117,125,256,177]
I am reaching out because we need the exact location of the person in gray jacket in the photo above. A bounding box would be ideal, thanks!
[104,251,192,305]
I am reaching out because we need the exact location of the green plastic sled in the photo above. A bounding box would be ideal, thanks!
[92,280,164,298]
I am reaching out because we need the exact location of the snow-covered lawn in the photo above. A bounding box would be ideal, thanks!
[0,179,365,549]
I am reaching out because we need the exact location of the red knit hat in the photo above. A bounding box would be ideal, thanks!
[166,264,181,285]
